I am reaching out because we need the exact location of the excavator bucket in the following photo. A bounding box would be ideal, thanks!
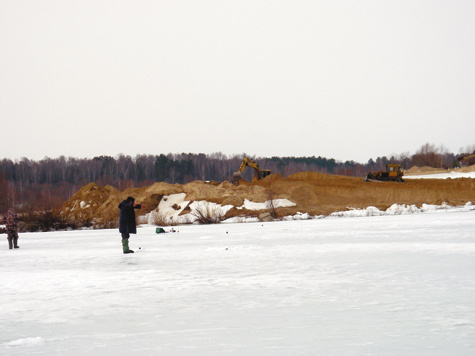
[232,172,242,185]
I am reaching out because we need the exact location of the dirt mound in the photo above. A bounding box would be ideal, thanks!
[287,171,347,180]
[61,183,122,224]
[405,166,447,175]
[61,172,475,225]
[456,164,475,173]
[406,164,475,175]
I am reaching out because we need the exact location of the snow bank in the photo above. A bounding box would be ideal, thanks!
[240,198,296,210]
[188,200,234,220]
[282,212,322,221]
[405,171,475,179]
[143,194,234,225]
[222,216,260,224]
[330,202,474,218]
[230,201,474,221]
[143,194,296,225]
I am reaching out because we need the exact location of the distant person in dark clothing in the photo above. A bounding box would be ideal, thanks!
[118,196,142,254]
[4,208,19,249]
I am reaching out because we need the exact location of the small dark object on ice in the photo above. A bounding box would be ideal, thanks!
[139,247,141,249]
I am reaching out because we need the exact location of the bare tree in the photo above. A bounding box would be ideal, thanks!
[0,173,11,213]
[412,143,440,167]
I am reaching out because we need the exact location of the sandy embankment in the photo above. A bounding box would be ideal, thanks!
[61,167,475,225]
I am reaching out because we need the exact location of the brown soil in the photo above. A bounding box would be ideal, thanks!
[61,169,475,225]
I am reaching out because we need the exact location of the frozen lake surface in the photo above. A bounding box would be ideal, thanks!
[1,210,475,355]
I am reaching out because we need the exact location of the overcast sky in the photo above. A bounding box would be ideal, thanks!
[1,0,474,163]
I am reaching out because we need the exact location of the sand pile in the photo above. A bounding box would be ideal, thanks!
[405,164,475,175]
[61,171,475,225]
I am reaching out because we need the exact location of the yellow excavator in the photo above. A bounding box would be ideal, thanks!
[232,157,271,185]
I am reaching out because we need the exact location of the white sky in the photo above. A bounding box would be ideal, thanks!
[1,1,474,163]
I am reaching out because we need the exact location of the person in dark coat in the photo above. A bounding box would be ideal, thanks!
[4,208,19,249]
[118,196,142,254]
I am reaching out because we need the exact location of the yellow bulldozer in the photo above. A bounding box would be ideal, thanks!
[232,157,271,185]
[364,164,404,182]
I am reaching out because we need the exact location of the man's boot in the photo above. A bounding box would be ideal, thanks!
[8,238,13,249]
[122,238,134,254]
[13,237,19,249]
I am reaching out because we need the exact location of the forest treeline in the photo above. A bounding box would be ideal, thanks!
[0,143,473,212]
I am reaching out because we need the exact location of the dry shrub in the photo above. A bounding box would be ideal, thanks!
[266,187,280,219]
[19,208,79,232]
[150,211,179,226]
[191,205,225,224]
[93,211,118,229]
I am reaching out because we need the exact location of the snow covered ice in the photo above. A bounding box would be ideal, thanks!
[1,208,475,355]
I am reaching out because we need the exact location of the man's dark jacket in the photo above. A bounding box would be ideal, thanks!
[118,200,141,234]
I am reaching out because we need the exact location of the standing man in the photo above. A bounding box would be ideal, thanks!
[118,196,142,254]
[4,208,19,249]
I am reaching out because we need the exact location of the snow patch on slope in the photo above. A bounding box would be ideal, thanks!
[240,198,296,210]
[405,171,475,179]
